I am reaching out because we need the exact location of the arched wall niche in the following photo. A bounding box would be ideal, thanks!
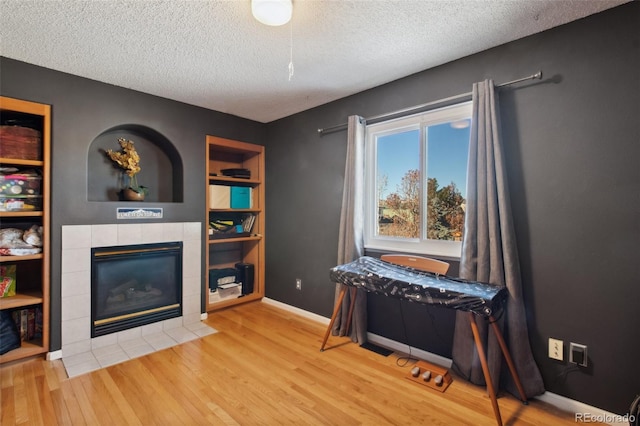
[87,124,184,202]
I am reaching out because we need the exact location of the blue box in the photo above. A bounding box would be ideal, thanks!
[230,186,251,209]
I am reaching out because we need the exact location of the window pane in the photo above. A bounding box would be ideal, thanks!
[376,129,420,239]
[364,101,471,258]
[425,120,470,241]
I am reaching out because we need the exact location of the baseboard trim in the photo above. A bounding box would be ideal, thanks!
[263,298,623,424]
[47,350,62,361]
[262,298,330,324]
[536,392,629,425]
[366,333,453,368]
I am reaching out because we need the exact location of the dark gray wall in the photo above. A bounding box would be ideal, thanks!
[1,2,638,416]
[263,3,639,415]
[0,57,266,351]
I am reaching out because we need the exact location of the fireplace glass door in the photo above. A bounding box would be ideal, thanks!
[91,242,183,337]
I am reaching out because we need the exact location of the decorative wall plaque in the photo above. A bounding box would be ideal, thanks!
[116,207,163,219]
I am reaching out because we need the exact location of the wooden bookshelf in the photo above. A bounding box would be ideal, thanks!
[0,96,50,363]
[205,136,265,312]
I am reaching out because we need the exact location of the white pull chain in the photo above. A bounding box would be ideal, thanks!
[288,20,294,81]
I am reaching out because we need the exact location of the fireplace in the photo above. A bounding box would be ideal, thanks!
[91,241,183,337]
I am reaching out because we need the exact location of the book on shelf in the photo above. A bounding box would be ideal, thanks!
[10,306,41,341]
[241,213,256,233]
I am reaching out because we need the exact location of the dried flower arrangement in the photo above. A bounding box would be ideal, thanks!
[106,138,148,195]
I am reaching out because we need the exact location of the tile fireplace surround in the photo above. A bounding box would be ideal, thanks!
[60,222,215,377]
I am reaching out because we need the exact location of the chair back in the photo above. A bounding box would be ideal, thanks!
[380,254,450,275]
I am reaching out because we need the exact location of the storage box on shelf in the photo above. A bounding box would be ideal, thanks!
[0,123,42,160]
[205,136,264,312]
[0,169,43,213]
[1,195,43,212]
[0,96,50,363]
[208,282,242,303]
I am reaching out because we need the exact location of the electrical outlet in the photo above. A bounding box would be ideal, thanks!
[549,338,563,361]
[569,342,588,367]
[295,278,302,290]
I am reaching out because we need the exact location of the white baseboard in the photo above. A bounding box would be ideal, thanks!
[536,392,630,425]
[366,333,453,368]
[262,298,330,324]
[263,298,626,425]
[47,350,62,361]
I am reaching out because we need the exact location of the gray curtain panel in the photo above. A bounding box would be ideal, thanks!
[451,80,545,398]
[332,115,367,344]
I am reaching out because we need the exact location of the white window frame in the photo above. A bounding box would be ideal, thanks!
[364,101,472,259]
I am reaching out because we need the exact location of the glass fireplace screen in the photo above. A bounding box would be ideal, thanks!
[91,241,183,337]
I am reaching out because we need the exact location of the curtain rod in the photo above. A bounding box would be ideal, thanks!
[317,71,542,135]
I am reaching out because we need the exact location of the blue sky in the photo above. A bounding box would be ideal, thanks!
[377,121,470,199]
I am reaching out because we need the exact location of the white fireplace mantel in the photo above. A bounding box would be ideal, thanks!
[58,222,213,377]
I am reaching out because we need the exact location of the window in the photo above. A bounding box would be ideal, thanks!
[364,102,472,258]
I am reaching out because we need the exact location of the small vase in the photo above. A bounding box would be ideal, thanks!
[122,188,145,201]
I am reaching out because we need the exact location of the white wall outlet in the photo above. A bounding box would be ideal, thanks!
[549,338,564,361]
[295,278,302,290]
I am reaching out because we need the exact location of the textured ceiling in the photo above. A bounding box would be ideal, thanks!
[0,0,629,123]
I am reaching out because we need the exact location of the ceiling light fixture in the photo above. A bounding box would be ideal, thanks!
[251,0,292,26]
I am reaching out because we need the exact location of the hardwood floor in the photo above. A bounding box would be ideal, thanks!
[1,301,593,425]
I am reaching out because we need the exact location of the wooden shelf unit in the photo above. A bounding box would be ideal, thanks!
[0,292,44,310]
[205,136,265,312]
[0,96,51,364]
